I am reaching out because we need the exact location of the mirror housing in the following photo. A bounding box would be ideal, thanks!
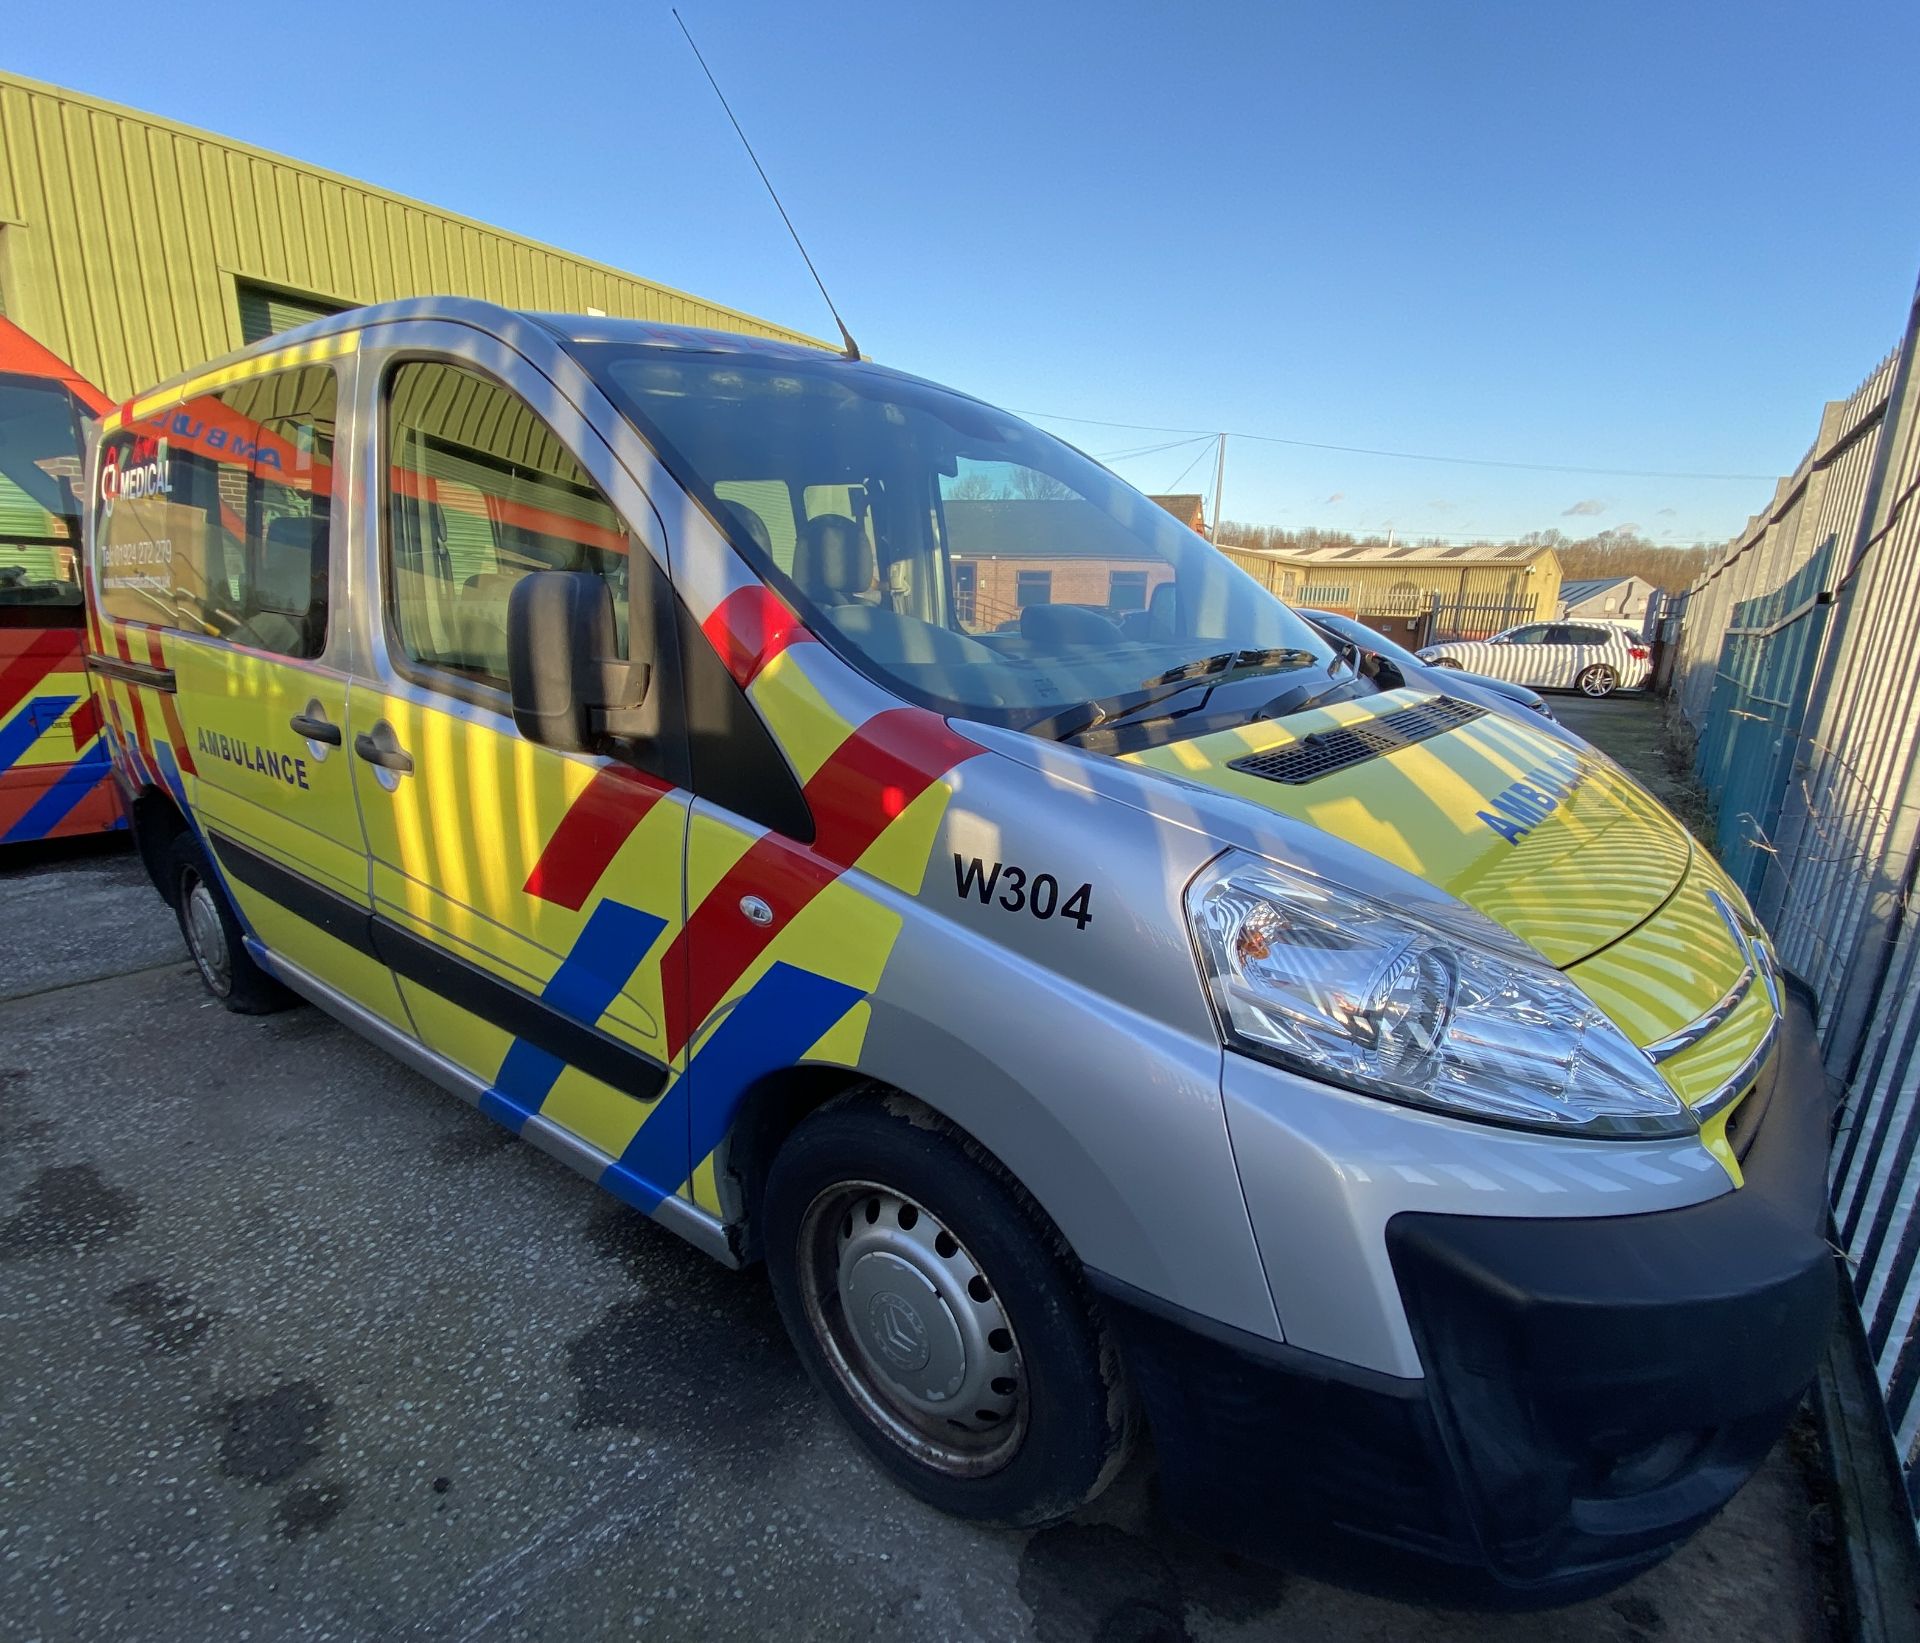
[506,571,651,753]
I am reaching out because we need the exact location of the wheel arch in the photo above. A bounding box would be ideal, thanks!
[128,784,190,904]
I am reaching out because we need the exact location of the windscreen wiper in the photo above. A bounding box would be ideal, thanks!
[1025,648,1320,743]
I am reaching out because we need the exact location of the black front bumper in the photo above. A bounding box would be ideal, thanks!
[1092,985,1839,1607]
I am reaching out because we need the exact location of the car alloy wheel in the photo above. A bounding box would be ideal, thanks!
[1578,664,1617,698]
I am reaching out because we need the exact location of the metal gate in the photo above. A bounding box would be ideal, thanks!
[1691,538,1836,902]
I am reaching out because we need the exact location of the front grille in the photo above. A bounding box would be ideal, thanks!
[1229,696,1486,785]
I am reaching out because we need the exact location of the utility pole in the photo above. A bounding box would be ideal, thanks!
[1210,433,1227,542]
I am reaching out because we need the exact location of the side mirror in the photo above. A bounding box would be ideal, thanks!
[506,571,651,753]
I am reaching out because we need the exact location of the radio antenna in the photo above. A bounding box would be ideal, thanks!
[673,9,861,361]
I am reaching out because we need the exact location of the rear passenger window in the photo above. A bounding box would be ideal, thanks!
[95,365,336,657]
[383,362,630,692]
[1568,624,1612,645]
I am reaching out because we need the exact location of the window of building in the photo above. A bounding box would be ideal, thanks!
[94,364,337,656]
[383,360,629,691]
[1016,570,1052,608]
[236,280,351,346]
[1109,569,1149,613]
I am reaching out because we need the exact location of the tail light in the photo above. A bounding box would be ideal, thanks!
[1629,644,1649,661]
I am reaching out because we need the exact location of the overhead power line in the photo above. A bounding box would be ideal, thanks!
[1015,408,1776,483]
[1162,439,1215,497]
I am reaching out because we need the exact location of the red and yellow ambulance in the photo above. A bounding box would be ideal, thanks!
[0,319,123,845]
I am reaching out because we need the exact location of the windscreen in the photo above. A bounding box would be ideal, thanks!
[579,344,1336,729]
[0,371,91,617]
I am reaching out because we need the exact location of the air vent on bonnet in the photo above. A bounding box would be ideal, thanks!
[1228,695,1486,785]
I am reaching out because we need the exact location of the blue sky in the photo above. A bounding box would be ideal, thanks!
[10,2,1919,549]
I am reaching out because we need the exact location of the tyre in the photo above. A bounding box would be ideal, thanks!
[167,832,294,1014]
[1577,664,1618,698]
[763,1090,1134,1526]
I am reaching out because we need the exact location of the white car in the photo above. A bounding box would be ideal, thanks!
[1418,619,1650,697]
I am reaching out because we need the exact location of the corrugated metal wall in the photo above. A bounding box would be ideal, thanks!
[0,71,823,402]
[1678,271,1920,1514]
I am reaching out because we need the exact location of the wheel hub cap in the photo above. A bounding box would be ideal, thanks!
[184,877,232,995]
[845,1249,962,1399]
[800,1182,1026,1475]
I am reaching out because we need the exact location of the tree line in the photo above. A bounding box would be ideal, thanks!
[1216,523,1718,592]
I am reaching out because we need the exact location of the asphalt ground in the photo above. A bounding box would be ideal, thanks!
[0,700,1837,1641]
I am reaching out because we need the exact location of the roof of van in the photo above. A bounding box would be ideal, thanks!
[116,296,845,409]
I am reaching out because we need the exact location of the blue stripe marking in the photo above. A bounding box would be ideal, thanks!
[478,900,669,1133]
[0,740,112,844]
[602,960,862,1214]
[0,695,79,777]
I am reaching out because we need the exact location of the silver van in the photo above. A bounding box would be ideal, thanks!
[87,299,1833,1604]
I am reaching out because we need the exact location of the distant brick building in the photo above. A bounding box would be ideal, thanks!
[1147,494,1208,534]
[943,500,1173,632]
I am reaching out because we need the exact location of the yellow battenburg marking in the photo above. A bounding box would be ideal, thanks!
[804,999,872,1069]
[125,332,360,423]
[745,649,855,784]
[1121,690,1693,969]
[691,1153,724,1216]
[854,780,956,894]
[539,1064,673,1160]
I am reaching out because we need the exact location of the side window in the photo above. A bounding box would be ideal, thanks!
[1568,623,1611,645]
[0,370,89,624]
[384,361,630,692]
[1502,623,1548,645]
[95,365,336,657]
[1543,624,1574,645]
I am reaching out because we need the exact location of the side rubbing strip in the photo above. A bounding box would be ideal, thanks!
[368,921,671,1103]
[210,832,379,957]
[207,832,670,1103]
[87,652,177,693]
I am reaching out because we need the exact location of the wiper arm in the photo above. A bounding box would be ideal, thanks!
[1139,646,1314,688]
[1026,648,1320,743]
[1024,675,1215,743]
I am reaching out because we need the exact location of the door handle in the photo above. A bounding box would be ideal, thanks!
[353,723,414,775]
[289,712,342,746]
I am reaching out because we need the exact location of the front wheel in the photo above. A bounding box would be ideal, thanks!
[167,833,294,1014]
[1577,663,1618,698]
[763,1092,1133,1526]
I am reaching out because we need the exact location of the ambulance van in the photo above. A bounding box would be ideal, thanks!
[86,300,1835,1603]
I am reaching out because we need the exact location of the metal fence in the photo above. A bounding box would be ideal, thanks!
[1676,271,1920,1512]
[1426,598,1538,643]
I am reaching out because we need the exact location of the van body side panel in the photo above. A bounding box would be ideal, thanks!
[344,681,693,1190]
[0,627,122,844]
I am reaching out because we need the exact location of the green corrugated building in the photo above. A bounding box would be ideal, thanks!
[0,69,820,401]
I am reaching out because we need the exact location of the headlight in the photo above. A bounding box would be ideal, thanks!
[1186,851,1693,1138]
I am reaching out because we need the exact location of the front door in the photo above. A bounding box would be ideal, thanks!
[345,339,691,1196]
[91,352,406,1025]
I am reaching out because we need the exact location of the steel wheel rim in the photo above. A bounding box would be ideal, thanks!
[796,1180,1026,1477]
[182,871,232,997]
[1580,666,1615,697]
